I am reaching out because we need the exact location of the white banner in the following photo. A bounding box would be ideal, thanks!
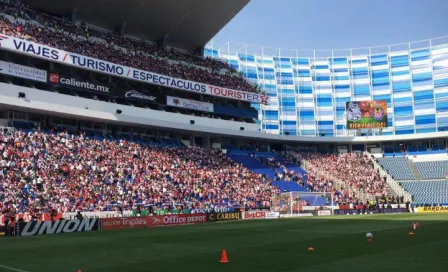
[62,211,133,220]
[280,213,314,218]
[265,211,280,219]
[0,60,47,82]
[317,210,331,216]
[167,96,214,112]
[0,34,268,104]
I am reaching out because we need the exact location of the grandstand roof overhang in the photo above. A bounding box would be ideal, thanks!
[23,0,249,51]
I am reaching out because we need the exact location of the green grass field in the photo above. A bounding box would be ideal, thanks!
[1,213,447,272]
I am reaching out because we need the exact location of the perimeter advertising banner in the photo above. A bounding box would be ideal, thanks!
[415,206,448,213]
[167,96,214,113]
[242,211,280,220]
[15,219,100,236]
[0,34,269,104]
[48,73,111,94]
[48,73,165,104]
[0,60,47,82]
[346,100,388,129]
[101,213,207,230]
[206,212,241,222]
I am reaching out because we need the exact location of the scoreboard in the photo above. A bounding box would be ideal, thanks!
[346,100,388,130]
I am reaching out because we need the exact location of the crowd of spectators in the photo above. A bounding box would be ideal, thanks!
[0,1,259,93]
[301,152,388,201]
[260,151,389,205]
[0,130,278,217]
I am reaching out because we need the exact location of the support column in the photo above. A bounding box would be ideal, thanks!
[119,22,127,37]
[156,36,167,47]
[202,135,210,149]
[189,135,195,147]
[71,10,77,24]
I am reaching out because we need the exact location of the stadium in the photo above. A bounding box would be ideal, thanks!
[0,0,447,271]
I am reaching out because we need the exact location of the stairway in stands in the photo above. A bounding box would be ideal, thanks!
[407,159,423,180]
[229,153,325,205]
[229,154,276,179]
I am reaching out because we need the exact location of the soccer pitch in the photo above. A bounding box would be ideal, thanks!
[1,213,447,272]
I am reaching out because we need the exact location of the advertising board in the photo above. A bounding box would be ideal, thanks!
[63,211,133,220]
[207,212,241,222]
[242,211,279,220]
[101,213,207,230]
[279,214,314,218]
[415,206,448,213]
[317,210,332,216]
[0,60,47,82]
[333,208,408,215]
[101,216,163,230]
[15,219,99,236]
[167,96,214,112]
[49,73,165,104]
[49,73,110,94]
[0,34,269,104]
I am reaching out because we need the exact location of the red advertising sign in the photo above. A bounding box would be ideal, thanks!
[101,216,163,230]
[242,211,267,220]
[162,213,207,226]
[101,213,207,230]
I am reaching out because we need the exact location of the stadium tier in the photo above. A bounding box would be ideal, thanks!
[400,180,448,205]
[0,130,280,214]
[1,128,398,216]
[414,161,448,179]
[378,156,448,181]
[206,39,448,137]
[0,2,259,94]
[378,157,418,180]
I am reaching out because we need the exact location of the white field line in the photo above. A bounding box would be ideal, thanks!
[286,220,445,234]
[0,265,30,272]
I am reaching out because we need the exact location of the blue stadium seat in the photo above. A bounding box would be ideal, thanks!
[400,180,448,205]
[229,154,276,179]
[414,161,448,179]
[378,157,417,180]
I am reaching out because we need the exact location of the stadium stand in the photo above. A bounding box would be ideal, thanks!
[229,154,276,179]
[377,157,417,180]
[400,181,448,205]
[227,150,394,206]
[374,154,448,205]
[0,1,259,93]
[414,161,448,179]
[303,153,389,199]
[0,129,279,215]
[0,0,444,219]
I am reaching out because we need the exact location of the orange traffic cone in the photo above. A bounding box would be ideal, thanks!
[308,246,314,251]
[408,231,414,235]
[367,237,373,242]
[220,249,229,263]
[77,270,82,272]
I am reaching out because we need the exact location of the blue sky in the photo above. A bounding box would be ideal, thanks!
[213,0,448,51]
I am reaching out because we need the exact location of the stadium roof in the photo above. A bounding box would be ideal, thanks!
[23,0,249,51]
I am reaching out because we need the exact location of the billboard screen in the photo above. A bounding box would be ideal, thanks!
[346,100,388,129]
